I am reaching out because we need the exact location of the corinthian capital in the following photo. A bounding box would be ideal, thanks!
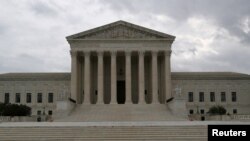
[70,50,77,56]
[164,50,171,56]
[138,50,145,56]
[110,51,117,56]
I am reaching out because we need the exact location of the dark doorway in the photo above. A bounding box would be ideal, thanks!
[201,116,205,121]
[117,81,125,104]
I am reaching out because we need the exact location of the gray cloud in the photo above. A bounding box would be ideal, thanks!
[29,1,58,16]
[102,0,250,44]
[0,0,249,74]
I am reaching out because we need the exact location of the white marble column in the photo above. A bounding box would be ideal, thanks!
[125,51,132,104]
[138,51,145,104]
[152,51,158,103]
[110,51,117,104]
[84,51,91,104]
[70,50,78,103]
[97,51,104,104]
[165,51,172,102]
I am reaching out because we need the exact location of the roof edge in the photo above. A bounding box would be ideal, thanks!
[66,20,176,40]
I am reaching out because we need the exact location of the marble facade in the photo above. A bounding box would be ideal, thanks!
[67,21,174,105]
[0,21,250,120]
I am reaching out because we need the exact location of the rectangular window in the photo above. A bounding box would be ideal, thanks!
[48,93,53,103]
[15,93,21,103]
[232,92,237,102]
[189,110,194,114]
[48,110,53,115]
[233,109,237,114]
[221,92,226,102]
[4,93,9,104]
[210,92,215,102]
[26,93,32,103]
[188,92,193,102]
[37,93,42,103]
[199,92,204,102]
[200,109,205,114]
[37,110,41,115]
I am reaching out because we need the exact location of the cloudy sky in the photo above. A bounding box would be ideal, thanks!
[0,0,250,74]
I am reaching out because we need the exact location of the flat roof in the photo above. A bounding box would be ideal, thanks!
[0,72,249,81]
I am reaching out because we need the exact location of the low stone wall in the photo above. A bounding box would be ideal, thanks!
[0,116,51,122]
[188,114,250,121]
[231,115,250,121]
[206,115,232,121]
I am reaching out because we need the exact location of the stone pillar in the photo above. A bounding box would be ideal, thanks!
[152,51,158,103]
[125,51,132,104]
[84,51,91,104]
[138,51,145,104]
[165,51,172,102]
[97,51,104,104]
[70,50,78,103]
[110,51,117,104]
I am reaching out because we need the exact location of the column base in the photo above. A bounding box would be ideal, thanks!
[125,101,132,104]
[96,102,105,105]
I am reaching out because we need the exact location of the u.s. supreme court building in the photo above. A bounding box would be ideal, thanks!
[0,21,250,121]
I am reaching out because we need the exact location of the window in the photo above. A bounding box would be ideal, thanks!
[210,92,215,102]
[233,109,237,114]
[15,93,21,103]
[221,92,226,102]
[37,117,41,122]
[188,92,193,102]
[4,93,9,104]
[26,93,32,103]
[37,93,42,103]
[232,92,237,102]
[200,109,205,114]
[189,110,194,114]
[48,110,53,115]
[37,110,41,115]
[48,93,53,103]
[199,92,204,102]
[201,116,205,121]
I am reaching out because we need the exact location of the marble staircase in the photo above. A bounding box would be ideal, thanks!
[56,104,186,121]
[0,122,207,141]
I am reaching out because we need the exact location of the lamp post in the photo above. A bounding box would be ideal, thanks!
[43,107,46,115]
[0,112,3,122]
[196,104,199,114]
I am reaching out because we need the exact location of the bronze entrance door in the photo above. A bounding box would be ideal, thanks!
[117,81,125,104]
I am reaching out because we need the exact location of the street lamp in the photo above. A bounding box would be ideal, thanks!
[43,107,46,115]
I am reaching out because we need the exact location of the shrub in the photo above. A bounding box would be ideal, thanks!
[0,102,31,116]
[208,105,226,115]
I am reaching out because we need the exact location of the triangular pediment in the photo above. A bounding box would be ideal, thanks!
[66,20,175,40]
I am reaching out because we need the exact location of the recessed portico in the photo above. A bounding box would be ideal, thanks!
[67,21,175,105]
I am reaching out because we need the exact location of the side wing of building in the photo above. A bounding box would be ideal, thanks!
[0,73,70,116]
[0,72,250,116]
[172,72,250,115]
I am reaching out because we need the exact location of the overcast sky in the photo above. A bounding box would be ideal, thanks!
[0,0,249,74]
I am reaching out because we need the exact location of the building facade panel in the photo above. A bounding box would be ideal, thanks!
[0,21,249,120]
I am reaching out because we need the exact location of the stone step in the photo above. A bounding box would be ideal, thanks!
[0,137,207,141]
[0,130,206,133]
[0,122,207,140]
[0,127,205,129]
[0,133,206,136]
[56,104,186,121]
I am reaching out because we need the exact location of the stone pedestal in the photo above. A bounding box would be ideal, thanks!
[168,97,187,118]
[55,101,75,119]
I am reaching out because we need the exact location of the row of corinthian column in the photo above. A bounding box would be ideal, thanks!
[70,50,171,104]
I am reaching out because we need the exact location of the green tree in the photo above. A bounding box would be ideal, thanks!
[0,103,31,116]
[208,105,227,115]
